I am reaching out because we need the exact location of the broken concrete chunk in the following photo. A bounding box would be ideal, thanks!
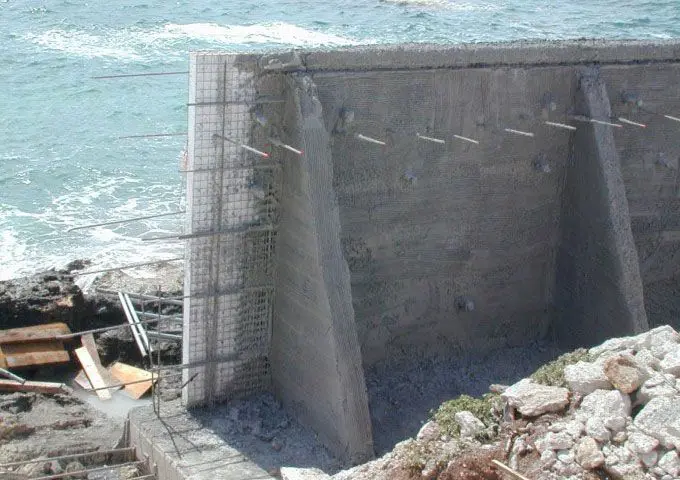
[659,344,680,376]
[603,354,646,394]
[574,436,605,470]
[634,348,661,373]
[634,396,680,449]
[501,379,569,417]
[635,373,678,406]
[658,450,680,477]
[564,361,611,395]
[280,467,331,480]
[453,411,485,439]
[589,336,639,357]
[416,421,440,442]
[536,431,574,452]
[643,325,680,360]
[626,431,659,455]
[577,389,631,425]
[585,417,611,443]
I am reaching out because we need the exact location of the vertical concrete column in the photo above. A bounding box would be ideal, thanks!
[555,68,648,348]
[271,75,374,463]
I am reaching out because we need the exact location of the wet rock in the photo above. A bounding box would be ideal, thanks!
[501,379,569,417]
[454,411,485,439]
[603,354,645,393]
[634,396,680,448]
[564,361,611,395]
[574,437,604,470]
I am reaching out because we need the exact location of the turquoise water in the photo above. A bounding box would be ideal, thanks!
[2,0,680,280]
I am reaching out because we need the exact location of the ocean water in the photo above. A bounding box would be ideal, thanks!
[2,0,680,281]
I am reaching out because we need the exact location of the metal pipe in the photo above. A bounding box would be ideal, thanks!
[0,368,26,384]
[119,292,148,357]
[124,293,152,354]
[72,258,184,276]
[504,128,535,137]
[0,448,134,468]
[146,331,182,341]
[67,211,185,232]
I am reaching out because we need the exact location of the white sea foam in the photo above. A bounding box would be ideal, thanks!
[380,0,498,11]
[25,22,361,61]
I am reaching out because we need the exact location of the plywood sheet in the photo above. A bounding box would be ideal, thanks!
[0,341,70,368]
[74,347,111,400]
[0,323,70,344]
[108,362,154,399]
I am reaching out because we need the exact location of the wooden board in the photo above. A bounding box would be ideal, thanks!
[108,362,154,399]
[74,347,111,401]
[0,341,70,368]
[80,334,120,389]
[0,379,67,394]
[0,323,71,344]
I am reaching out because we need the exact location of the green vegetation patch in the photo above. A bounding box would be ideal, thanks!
[431,393,501,440]
[530,348,592,387]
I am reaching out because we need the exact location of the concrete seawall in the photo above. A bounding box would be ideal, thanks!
[181,40,680,462]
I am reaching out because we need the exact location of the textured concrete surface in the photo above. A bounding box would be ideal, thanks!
[271,75,373,464]
[555,68,648,349]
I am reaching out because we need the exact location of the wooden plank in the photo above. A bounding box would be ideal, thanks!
[0,342,70,368]
[0,323,71,344]
[108,362,153,399]
[80,334,120,390]
[0,379,67,394]
[74,347,111,401]
[74,370,93,390]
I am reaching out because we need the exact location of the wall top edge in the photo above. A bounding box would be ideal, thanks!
[189,39,680,72]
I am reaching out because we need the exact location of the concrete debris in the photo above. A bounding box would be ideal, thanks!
[634,396,680,448]
[453,411,485,439]
[564,361,611,394]
[281,467,332,480]
[603,354,646,393]
[501,379,570,416]
[574,437,604,469]
[660,344,680,375]
[657,450,680,477]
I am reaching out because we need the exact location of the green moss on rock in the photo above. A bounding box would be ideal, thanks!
[530,348,592,387]
[431,393,501,439]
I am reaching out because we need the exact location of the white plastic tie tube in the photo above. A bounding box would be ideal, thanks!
[590,118,623,128]
[664,114,680,123]
[240,144,270,158]
[416,133,445,144]
[618,117,646,128]
[453,134,479,145]
[545,121,577,131]
[356,133,386,146]
[504,128,535,137]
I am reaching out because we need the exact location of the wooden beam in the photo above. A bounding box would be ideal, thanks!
[0,379,68,394]
[0,323,71,344]
[74,347,111,400]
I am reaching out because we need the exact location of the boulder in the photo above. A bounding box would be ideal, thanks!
[453,411,485,439]
[634,397,680,449]
[564,362,611,395]
[603,354,645,393]
[501,379,569,417]
[280,467,331,480]
[574,437,605,470]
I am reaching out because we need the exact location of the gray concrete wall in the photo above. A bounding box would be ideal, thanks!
[271,75,373,464]
[554,69,648,349]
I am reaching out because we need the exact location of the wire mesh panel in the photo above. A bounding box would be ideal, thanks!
[183,53,278,407]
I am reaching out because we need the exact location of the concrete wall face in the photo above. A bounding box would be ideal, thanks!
[312,67,574,363]
[183,41,680,461]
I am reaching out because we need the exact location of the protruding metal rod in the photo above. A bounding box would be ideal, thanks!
[617,117,646,128]
[119,292,148,358]
[664,114,680,123]
[504,128,535,137]
[240,144,270,158]
[92,71,188,79]
[67,211,185,232]
[269,138,303,155]
[591,118,623,128]
[453,134,480,145]
[119,132,187,139]
[356,133,386,146]
[72,258,184,276]
[416,133,445,144]
[545,121,577,131]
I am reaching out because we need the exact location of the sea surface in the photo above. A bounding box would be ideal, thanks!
[2,0,680,281]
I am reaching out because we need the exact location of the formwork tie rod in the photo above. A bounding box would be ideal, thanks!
[356,133,386,146]
[416,133,445,144]
[544,121,577,131]
[504,128,535,137]
[67,211,185,232]
[453,134,480,144]
[617,117,647,128]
